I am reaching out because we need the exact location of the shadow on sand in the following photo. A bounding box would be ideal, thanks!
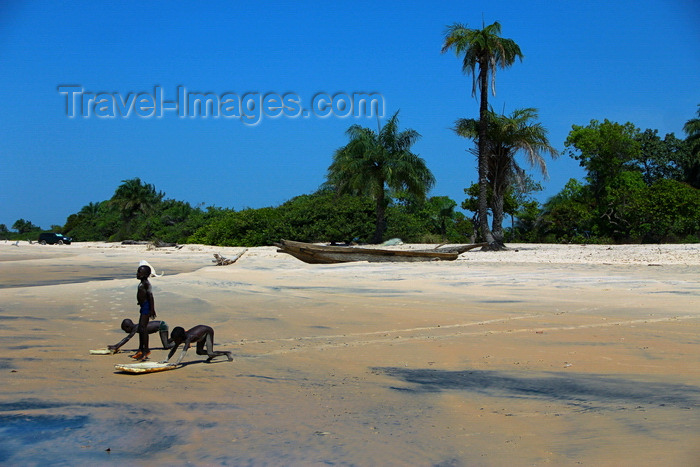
[375,367,699,410]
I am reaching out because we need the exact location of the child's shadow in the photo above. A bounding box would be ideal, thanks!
[178,358,232,368]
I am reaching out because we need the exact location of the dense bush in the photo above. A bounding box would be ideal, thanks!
[276,192,376,243]
[632,179,700,242]
[57,181,475,247]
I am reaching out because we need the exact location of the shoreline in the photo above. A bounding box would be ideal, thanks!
[2,240,699,265]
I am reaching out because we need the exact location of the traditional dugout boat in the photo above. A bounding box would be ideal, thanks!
[274,239,486,264]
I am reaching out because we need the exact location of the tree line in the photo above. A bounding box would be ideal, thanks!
[6,109,697,247]
[0,178,466,246]
[3,21,698,246]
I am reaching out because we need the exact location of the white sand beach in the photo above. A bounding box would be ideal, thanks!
[1,241,699,466]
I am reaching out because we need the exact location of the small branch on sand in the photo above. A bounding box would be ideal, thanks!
[149,240,183,249]
[213,250,247,266]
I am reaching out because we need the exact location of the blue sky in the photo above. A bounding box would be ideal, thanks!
[1,0,698,230]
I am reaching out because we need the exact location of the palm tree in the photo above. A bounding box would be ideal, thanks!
[684,104,700,149]
[683,104,700,187]
[327,111,435,243]
[442,21,523,249]
[110,178,164,237]
[427,196,458,239]
[78,201,101,219]
[455,108,558,244]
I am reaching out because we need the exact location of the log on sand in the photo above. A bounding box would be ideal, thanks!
[212,250,247,266]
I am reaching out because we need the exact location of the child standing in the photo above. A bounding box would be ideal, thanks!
[132,262,156,360]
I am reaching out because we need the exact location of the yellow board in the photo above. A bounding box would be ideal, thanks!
[114,362,178,374]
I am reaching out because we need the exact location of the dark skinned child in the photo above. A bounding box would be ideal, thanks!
[108,318,173,353]
[162,325,233,365]
[132,264,156,360]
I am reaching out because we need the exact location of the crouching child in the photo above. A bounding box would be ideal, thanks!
[163,325,233,365]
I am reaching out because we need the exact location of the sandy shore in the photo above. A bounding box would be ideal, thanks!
[1,241,699,466]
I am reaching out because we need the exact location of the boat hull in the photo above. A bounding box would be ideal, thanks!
[274,240,485,264]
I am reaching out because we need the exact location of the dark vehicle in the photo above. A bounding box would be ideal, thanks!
[38,233,72,245]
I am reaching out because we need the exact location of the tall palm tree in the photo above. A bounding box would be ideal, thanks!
[327,111,435,243]
[442,21,523,249]
[683,105,700,187]
[455,108,557,244]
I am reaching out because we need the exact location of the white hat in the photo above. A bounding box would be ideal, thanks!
[139,260,163,277]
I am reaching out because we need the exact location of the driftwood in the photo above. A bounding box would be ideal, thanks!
[122,240,184,250]
[212,250,247,266]
[121,240,183,249]
[121,240,149,245]
[153,240,183,248]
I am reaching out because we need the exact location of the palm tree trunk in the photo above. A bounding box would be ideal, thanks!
[491,190,505,245]
[373,195,386,244]
[478,61,497,249]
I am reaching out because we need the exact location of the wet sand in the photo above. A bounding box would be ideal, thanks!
[1,241,699,466]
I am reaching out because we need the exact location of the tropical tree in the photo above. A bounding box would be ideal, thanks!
[426,196,459,238]
[12,218,40,234]
[565,120,641,196]
[455,108,557,244]
[682,104,700,188]
[684,104,700,151]
[503,174,543,241]
[633,129,687,185]
[110,178,164,239]
[78,201,101,219]
[327,111,435,243]
[442,21,523,249]
[537,179,594,242]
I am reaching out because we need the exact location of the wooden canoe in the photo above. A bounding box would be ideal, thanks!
[274,239,486,264]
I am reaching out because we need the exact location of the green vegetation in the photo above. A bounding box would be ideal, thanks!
[12,219,41,235]
[1,219,42,241]
[0,178,469,245]
[455,107,557,246]
[442,21,523,249]
[5,20,697,247]
[8,106,698,247]
[532,118,700,243]
[682,104,700,187]
[110,177,165,239]
[326,111,435,243]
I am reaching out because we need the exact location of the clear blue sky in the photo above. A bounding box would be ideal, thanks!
[1,0,698,230]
